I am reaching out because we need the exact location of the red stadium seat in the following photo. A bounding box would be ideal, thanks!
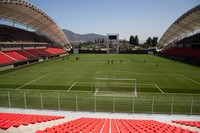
[0,52,16,65]
[0,25,52,43]
[35,117,198,133]
[15,50,36,59]
[161,47,200,59]
[172,120,200,129]
[4,51,27,61]
[0,112,64,130]
[24,49,46,57]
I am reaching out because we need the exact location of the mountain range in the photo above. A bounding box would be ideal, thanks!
[62,29,107,43]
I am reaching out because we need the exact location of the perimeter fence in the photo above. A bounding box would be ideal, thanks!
[0,90,200,115]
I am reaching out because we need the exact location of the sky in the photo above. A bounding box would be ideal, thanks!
[25,0,200,41]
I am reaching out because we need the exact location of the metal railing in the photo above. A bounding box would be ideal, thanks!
[1,91,200,115]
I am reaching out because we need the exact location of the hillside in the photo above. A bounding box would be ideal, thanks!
[62,29,107,43]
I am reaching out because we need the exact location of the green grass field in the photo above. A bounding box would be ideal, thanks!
[0,54,200,114]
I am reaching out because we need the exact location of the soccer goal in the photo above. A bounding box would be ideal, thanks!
[94,78,137,97]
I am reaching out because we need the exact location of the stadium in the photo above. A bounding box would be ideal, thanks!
[0,0,200,133]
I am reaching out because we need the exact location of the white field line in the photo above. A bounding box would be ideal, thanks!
[94,71,138,74]
[0,88,94,93]
[138,83,164,94]
[140,74,179,76]
[65,81,92,86]
[67,82,76,91]
[67,90,92,92]
[95,59,130,61]
[179,75,200,85]
[16,73,50,90]
[138,84,155,86]
[73,82,92,84]
[154,84,164,94]
[94,91,97,96]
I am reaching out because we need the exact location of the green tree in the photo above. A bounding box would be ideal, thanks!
[129,35,134,45]
[129,35,139,45]
[152,37,158,47]
[146,37,152,46]
[134,35,139,45]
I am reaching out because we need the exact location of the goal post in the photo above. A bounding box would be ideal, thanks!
[94,78,137,97]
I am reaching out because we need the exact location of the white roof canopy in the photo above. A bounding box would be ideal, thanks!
[0,0,70,47]
[158,4,200,48]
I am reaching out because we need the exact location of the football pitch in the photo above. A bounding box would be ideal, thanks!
[0,54,200,114]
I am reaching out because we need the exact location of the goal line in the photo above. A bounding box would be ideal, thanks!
[137,84,164,94]
[94,78,137,97]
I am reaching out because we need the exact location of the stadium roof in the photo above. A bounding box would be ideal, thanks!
[158,4,200,48]
[0,0,71,48]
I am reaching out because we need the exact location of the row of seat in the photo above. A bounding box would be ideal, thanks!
[0,25,52,43]
[36,118,105,133]
[0,47,66,65]
[0,52,16,64]
[35,118,198,133]
[161,47,200,59]
[172,120,200,128]
[116,119,197,133]
[0,112,64,130]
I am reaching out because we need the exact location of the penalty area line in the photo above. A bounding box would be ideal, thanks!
[179,75,200,85]
[67,82,76,91]
[16,73,51,90]
[154,84,164,94]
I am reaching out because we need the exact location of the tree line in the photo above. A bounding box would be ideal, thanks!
[129,35,158,47]
[94,38,105,44]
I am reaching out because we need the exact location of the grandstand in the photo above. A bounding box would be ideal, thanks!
[0,0,71,70]
[158,4,200,66]
[0,24,68,68]
[0,0,200,133]
[159,33,200,65]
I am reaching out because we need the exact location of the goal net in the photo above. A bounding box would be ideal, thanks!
[94,78,137,97]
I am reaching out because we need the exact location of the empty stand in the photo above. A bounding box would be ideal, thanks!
[36,47,66,56]
[35,118,198,133]
[24,49,46,57]
[4,51,27,61]
[0,112,64,130]
[46,47,66,54]
[0,52,16,65]
[172,120,200,129]
[15,50,36,59]
[24,48,66,57]
[0,25,52,43]
[0,47,66,66]
[161,47,200,59]
[37,49,54,56]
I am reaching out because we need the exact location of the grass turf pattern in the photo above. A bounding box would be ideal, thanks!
[0,54,200,114]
